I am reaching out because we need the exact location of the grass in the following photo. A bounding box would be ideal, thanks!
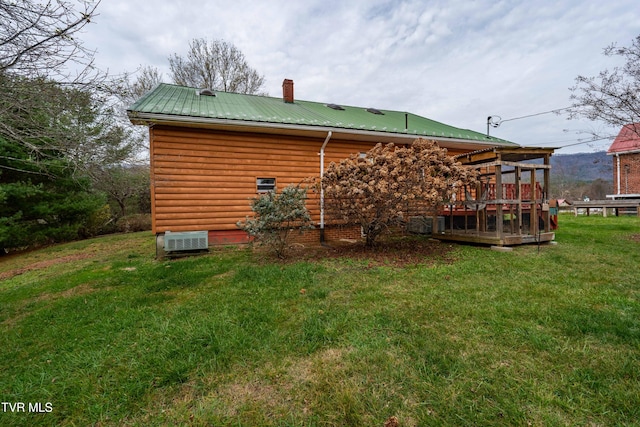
[0,215,639,426]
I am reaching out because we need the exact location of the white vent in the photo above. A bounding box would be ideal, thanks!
[256,177,276,193]
[164,231,208,252]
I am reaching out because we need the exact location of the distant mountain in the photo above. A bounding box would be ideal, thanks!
[550,151,612,183]
[466,151,611,199]
[548,151,613,199]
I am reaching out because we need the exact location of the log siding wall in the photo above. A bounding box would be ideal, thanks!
[150,125,381,235]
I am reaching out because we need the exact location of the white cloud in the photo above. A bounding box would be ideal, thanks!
[82,0,639,153]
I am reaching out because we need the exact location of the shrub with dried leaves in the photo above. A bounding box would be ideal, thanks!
[322,139,477,246]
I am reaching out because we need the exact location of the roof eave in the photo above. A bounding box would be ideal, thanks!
[127,111,516,150]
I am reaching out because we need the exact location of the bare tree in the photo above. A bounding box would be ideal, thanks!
[90,164,150,218]
[0,0,144,176]
[0,0,101,82]
[168,38,265,94]
[569,35,640,138]
[124,65,163,103]
[0,73,139,175]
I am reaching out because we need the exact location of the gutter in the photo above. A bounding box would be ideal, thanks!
[319,131,332,243]
[126,111,516,148]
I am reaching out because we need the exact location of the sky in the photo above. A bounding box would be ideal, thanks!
[81,0,640,154]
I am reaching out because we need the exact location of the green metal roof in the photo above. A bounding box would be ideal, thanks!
[128,83,515,145]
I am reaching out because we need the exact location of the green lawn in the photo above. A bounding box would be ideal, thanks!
[1,215,639,426]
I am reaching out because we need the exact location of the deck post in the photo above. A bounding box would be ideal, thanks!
[516,166,522,234]
[543,155,551,232]
[463,185,468,232]
[495,164,503,239]
[476,180,483,233]
[530,168,537,236]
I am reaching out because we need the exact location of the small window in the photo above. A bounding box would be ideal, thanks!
[256,177,276,193]
[366,107,384,115]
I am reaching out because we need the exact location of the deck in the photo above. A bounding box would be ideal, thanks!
[433,146,556,247]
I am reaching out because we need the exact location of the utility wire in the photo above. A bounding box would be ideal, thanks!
[555,137,613,149]
[535,136,615,149]
[499,106,573,123]
[491,106,622,149]
[494,106,619,149]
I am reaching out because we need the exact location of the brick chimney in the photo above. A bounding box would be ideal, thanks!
[282,79,294,103]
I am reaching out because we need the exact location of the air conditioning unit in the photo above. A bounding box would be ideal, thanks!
[163,231,208,252]
[407,216,432,234]
[407,216,445,234]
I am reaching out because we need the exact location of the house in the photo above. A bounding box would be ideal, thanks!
[607,123,640,199]
[127,79,523,247]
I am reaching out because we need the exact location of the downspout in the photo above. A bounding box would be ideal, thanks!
[616,153,621,195]
[319,131,332,243]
